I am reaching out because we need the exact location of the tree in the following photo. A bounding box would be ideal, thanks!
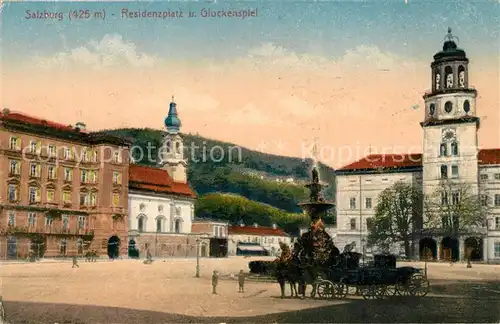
[367,181,423,258]
[423,180,490,236]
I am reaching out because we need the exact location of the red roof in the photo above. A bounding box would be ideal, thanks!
[0,110,86,133]
[337,153,423,171]
[337,149,500,172]
[128,164,196,198]
[228,225,289,237]
[478,149,500,165]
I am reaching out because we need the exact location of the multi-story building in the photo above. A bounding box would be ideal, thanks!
[228,223,292,256]
[191,219,229,257]
[127,99,200,258]
[0,109,130,259]
[335,29,500,262]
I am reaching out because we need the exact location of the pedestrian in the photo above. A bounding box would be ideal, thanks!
[72,255,79,268]
[238,269,246,293]
[212,270,219,294]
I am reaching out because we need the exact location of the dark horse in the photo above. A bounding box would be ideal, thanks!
[276,259,300,298]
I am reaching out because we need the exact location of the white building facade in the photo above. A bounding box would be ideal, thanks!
[335,29,500,262]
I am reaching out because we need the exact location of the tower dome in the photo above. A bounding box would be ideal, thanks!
[164,96,182,133]
[433,27,467,62]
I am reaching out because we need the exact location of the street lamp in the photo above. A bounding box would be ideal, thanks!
[361,238,366,265]
[195,238,200,278]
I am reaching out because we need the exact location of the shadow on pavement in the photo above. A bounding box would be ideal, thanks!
[5,280,500,323]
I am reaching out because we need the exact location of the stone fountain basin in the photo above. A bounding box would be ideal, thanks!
[298,201,335,216]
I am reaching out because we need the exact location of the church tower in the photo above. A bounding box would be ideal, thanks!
[421,28,480,198]
[159,97,187,183]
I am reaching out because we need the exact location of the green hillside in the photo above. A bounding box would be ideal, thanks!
[102,128,337,225]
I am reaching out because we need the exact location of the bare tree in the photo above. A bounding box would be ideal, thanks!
[367,181,423,258]
[424,180,490,236]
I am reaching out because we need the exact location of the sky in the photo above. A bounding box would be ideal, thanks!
[2,0,499,168]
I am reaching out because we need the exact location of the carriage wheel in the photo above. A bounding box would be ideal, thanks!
[409,274,430,297]
[395,278,412,296]
[316,281,334,299]
[374,285,386,299]
[383,285,397,297]
[333,282,349,299]
[360,286,378,300]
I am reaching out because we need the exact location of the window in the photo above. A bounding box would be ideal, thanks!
[441,192,448,205]
[29,187,40,203]
[494,173,500,180]
[495,242,500,258]
[82,149,88,162]
[452,192,460,205]
[440,165,448,179]
[8,184,18,202]
[166,141,172,153]
[28,212,36,226]
[64,168,73,182]
[9,137,20,150]
[156,218,162,232]
[113,151,120,163]
[47,166,57,180]
[495,194,500,207]
[349,198,356,209]
[440,143,447,156]
[62,191,71,204]
[29,140,38,153]
[63,147,73,160]
[8,211,15,226]
[89,171,98,183]
[90,193,97,206]
[138,217,144,232]
[78,216,85,229]
[112,194,120,206]
[62,215,69,231]
[92,150,98,162]
[45,216,53,227]
[451,165,459,178]
[81,170,88,183]
[366,218,374,231]
[480,174,488,181]
[350,219,356,230]
[176,142,181,154]
[365,197,372,209]
[9,159,20,175]
[444,101,453,113]
[113,171,122,185]
[80,192,89,206]
[48,145,56,157]
[495,217,500,230]
[463,100,470,113]
[29,163,41,178]
[47,190,55,202]
[174,219,181,233]
[139,203,145,212]
[451,142,459,156]
[481,195,488,207]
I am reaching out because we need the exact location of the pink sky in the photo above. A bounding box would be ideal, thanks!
[2,39,499,168]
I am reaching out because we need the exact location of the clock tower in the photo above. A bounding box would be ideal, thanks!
[421,28,480,198]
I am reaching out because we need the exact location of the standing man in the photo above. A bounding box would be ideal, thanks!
[238,269,246,293]
[72,255,79,268]
[212,270,219,294]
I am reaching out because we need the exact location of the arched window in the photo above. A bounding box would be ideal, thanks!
[175,142,181,154]
[138,216,145,232]
[435,69,441,90]
[445,66,453,88]
[458,65,466,87]
[429,103,436,116]
[451,142,459,156]
[166,141,172,153]
[350,219,356,230]
[463,100,470,113]
[156,217,163,232]
[444,101,453,113]
[174,219,181,233]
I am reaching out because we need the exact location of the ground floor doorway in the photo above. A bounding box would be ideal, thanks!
[107,236,120,259]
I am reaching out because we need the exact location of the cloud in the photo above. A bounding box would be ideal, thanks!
[33,34,157,69]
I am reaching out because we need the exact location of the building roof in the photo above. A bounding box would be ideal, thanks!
[129,164,196,198]
[337,149,500,173]
[228,225,289,237]
[0,109,131,146]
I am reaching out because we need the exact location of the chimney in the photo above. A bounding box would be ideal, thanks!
[253,223,258,228]
[75,122,86,131]
[272,223,277,229]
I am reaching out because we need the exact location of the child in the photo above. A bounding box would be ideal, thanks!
[238,269,246,293]
[212,270,219,294]
[72,255,79,268]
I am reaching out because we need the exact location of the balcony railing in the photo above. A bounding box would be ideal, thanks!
[3,225,95,237]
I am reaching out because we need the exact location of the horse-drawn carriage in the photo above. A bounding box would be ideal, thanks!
[312,254,430,300]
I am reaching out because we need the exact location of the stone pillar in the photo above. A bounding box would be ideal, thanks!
[459,237,465,262]
[413,240,420,261]
[437,238,442,261]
